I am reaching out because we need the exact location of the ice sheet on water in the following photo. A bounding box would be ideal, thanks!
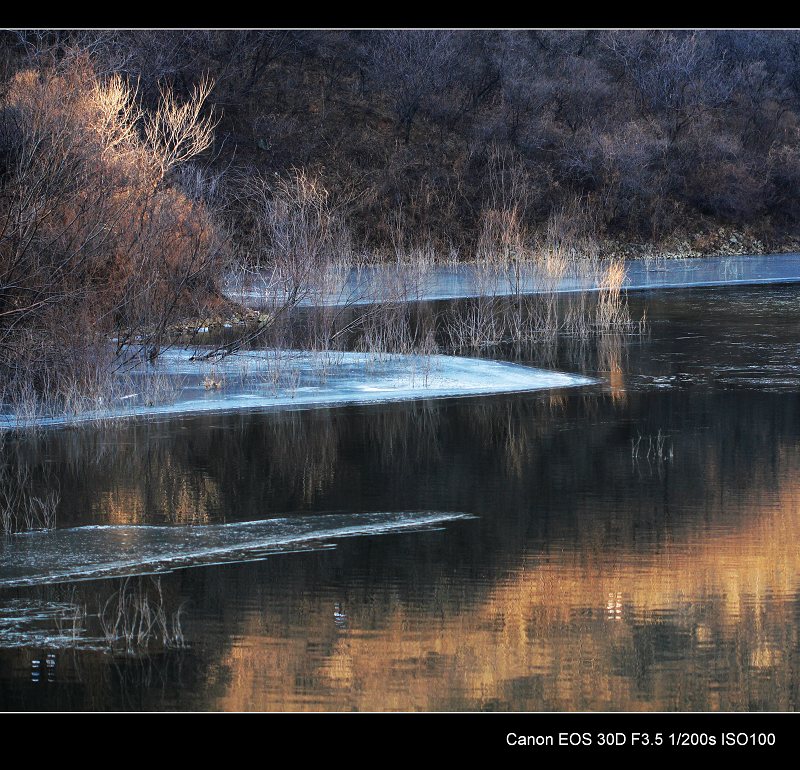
[0,351,595,429]
[0,511,475,588]
[225,253,800,308]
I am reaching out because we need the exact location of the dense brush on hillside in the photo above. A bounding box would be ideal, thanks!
[4,30,800,251]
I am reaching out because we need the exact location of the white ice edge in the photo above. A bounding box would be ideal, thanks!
[0,511,476,588]
[0,351,596,430]
[223,253,800,307]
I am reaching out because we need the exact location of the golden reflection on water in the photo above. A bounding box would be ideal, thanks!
[210,461,800,712]
[93,460,219,525]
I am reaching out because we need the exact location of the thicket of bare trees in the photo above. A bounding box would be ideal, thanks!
[8,29,789,248]
[6,29,800,250]
[0,52,224,414]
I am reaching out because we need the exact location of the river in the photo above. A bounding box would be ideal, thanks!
[1,269,799,711]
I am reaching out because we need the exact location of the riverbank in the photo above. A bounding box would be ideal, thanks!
[600,227,800,261]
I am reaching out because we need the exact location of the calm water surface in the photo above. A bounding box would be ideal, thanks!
[1,283,799,711]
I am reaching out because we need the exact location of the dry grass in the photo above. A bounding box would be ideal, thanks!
[202,369,225,390]
[444,191,642,351]
[595,258,632,332]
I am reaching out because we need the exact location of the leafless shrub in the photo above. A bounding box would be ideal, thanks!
[0,54,224,421]
[365,30,460,143]
[220,168,357,355]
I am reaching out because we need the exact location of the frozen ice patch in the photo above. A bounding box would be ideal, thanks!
[225,253,800,308]
[0,350,595,429]
[0,600,99,651]
[0,511,476,588]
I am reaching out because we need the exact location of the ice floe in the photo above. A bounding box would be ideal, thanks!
[0,350,595,430]
[0,511,475,587]
[225,253,800,308]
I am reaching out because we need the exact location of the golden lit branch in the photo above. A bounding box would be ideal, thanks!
[144,75,219,184]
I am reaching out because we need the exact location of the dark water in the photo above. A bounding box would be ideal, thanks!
[1,284,800,711]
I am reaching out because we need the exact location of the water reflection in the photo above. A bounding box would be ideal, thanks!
[202,458,800,711]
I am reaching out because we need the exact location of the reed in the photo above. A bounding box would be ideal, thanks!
[1,356,184,432]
